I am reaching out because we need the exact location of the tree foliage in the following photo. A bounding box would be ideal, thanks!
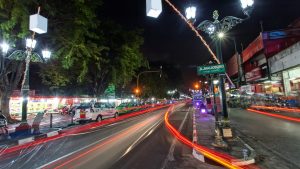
[35,1,147,96]
[0,0,148,121]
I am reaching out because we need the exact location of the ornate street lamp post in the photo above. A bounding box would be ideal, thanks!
[187,0,254,121]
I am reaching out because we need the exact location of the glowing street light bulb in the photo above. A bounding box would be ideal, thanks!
[218,32,225,39]
[240,0,254,9]
[185,6,196,20]
[213,80,219,85]
[1,42,9,54]
[207,24,216,35]
[26,38,37,49]
[42,50,51,59]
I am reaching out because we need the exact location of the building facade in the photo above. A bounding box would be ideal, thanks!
[236,27,300,95]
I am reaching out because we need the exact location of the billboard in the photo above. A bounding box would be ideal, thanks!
[262,28,300,57]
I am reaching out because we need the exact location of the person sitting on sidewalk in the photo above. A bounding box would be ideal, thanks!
[32,110,46,135]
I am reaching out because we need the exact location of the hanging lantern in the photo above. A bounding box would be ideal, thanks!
[29,14,48,34]
[146,0,162,18]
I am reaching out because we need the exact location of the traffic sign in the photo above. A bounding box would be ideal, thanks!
[197,64,225,75]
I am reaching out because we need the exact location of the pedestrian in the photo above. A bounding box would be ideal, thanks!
[32,111,46,134]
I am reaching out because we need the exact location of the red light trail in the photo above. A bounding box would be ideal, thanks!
[48,114,161,169]
[250,105,300,113]
[164,106,252,169]
[0,105,169,156]
[247,108,300,123]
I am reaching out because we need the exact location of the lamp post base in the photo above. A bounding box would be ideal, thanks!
[212,135,228,148]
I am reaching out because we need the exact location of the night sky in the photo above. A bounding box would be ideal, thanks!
[102,0,300,85]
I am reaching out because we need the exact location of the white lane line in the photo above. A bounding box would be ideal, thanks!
[37,111,165,169]
[120,117,164,158]
[36,123,140,169]
[160,107,190,169]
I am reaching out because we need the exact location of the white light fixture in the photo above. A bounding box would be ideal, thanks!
[30,14,48,34]
[205,81,208,84]
[42,50,51,59]
[146,0,162,18]
[185,6,196,20]
[240,0,254,9]
[217,32,225,39]
[213,80,219,85]
[26,38,37,49]
[207,24,216,35]
[1,42,9,54]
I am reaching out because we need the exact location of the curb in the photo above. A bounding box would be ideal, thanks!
[192,111,256,166]
[192,112,205,162]
[14,128,61,146]
[1,105,170,154]
[230,136,256,166]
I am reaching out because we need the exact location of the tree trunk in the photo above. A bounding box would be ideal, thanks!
[0,91,13,122]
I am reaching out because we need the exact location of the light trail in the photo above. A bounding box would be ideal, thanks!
[247,108,300,123]
[250,105,300,113]
[164,106,250,169]
[164,0,220,64]
[0,105,169,155]
[47,115,161,169]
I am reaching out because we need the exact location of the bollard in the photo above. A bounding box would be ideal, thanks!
[242,149,249,160]
[49,113,53,128]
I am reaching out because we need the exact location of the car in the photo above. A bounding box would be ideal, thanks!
[73,102,118,124]
[116,102,141,115]
[116,103,128,114]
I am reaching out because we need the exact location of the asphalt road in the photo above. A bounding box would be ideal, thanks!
[0,107,169,169]
[229,108,300,169]
[0,103,222,169]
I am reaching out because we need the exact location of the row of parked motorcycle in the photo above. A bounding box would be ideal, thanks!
[228,93,299,109]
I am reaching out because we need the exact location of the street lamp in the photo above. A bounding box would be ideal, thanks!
[240,0,254,16]
[217,32,225,39]
[1,42,9,54]
[194,83,199,89]
[185,6,196,21]
[42,50,51,60]
[26,39,37,49]
[184,1,254,145]
[190,1,254,121]
[19,6,49,122]
[136,66,162,96]
[146,0,163,18]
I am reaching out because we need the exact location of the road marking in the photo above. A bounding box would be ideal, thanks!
[120,116,164,158]
[36,125,137,169]
[160,107,190,169]
[37,111,165,169]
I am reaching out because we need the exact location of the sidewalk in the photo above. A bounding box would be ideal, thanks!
[0,114,71,146]
[7,113,72,133]
[193,109,256,166]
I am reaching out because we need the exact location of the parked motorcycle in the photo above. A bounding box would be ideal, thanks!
[0,113,9,140]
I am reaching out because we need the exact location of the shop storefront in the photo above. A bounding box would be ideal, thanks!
[282,66,300,96]
[269,41,300,96]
